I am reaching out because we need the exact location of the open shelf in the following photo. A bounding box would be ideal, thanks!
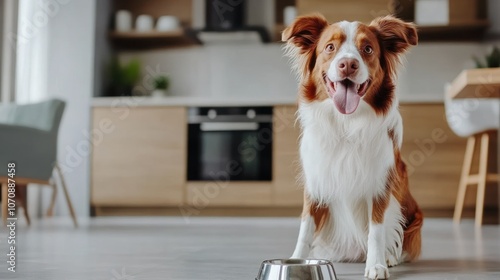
[109,29,201,50]
[110,30,185,39]
[109,0,198,50]
[417,20,490,41]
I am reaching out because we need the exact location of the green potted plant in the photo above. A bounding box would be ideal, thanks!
[107,58,141,96]
[473,46,500,68]
[151,75,170,97]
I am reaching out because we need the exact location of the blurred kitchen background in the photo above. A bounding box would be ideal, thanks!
[0,0,499,224]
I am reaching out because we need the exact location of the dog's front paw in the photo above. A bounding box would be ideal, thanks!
[364,264,389,279]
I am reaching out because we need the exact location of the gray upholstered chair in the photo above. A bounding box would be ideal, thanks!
[0,99,77,227]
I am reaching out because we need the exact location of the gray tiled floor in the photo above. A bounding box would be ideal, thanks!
[0,217,499,279]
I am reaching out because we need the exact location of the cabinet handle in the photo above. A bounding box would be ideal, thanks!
[200,122,259,131]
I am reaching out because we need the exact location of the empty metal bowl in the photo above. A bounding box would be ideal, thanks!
[256,259,337,280]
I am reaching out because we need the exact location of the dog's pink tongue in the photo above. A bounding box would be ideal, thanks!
[333,81,361,114]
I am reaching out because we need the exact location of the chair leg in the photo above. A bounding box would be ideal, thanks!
[475,133,489,227]
[54,164,78,228]
[16,185,30,226]
[453,136,476,224]
[2,183,7,226]
[46,179,57,217]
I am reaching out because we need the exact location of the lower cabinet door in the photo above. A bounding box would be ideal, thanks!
[91,107,187,206]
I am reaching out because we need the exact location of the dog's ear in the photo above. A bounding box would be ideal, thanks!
[370,15,418,54]
[282,14,329,53]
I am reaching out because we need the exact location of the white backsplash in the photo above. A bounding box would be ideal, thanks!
[120,44,299,99]
[396,41,500,100]
[119,40,499,103]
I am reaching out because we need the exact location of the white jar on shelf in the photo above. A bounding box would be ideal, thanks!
[115,10,132,32]
[136,15,154,32]
[156,16,180,32]
[415,0,449,26]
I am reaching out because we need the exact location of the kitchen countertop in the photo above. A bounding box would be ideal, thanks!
[92,95,300,107]
[92,94,444,107]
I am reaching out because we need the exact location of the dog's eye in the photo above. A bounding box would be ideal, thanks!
[364,45,373,54]
[325,44,335,53]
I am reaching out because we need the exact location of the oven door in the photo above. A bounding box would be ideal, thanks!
[188,121,272,181]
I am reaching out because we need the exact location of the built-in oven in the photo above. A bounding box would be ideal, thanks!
[187,107,273,181]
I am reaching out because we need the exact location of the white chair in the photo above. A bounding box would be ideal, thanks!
[444,96,500,226]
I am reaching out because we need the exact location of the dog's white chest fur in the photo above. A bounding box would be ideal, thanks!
[299,100,400,202]
[298,99,404,261]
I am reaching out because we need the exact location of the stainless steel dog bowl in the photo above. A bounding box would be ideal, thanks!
[256,259,337,280]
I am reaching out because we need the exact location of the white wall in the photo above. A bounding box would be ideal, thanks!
[1,0,18,103]
[46,0,96,218]
[398,41,500,100]
[0,1,3,102]
[120,44,298,99]
[119,40,499,103]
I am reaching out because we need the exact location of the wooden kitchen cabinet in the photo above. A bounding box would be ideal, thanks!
[399,104,498,215]
[91,107,187,207]
[90,103,496,217]
[271,104,498,216]
[273,105,303,206]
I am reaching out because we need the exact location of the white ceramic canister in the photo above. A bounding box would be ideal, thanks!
[136,14,154,32]
[115,10,132,32]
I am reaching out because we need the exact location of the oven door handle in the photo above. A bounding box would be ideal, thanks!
[200,122,260,131]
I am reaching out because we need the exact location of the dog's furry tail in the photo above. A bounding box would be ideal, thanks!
[403,209,423,262]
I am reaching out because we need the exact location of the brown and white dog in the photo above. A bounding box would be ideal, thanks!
[282,14,423,279]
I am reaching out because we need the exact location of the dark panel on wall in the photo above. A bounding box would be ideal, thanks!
[93,0,115,97]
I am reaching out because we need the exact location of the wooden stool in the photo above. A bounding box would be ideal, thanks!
[453,132,499,227]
